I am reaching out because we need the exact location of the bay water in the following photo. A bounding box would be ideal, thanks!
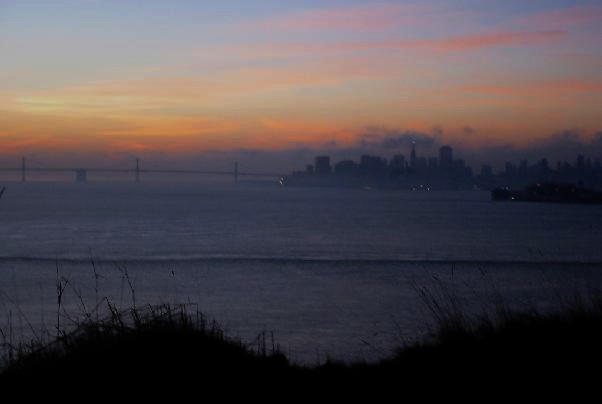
[1,181,601,363]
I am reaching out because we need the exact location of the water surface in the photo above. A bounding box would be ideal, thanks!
[0,182,600,363]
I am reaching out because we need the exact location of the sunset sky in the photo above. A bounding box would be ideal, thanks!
[1,0,601,167]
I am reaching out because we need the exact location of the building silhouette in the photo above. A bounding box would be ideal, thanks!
[284,143,602,191]
[314,156,331,175]
[439,146,453,171]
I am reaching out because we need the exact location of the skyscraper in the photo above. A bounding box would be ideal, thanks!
[314,156,332,175]
[439,146,453,171]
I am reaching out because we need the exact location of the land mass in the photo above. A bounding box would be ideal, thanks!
[1,298,600,397]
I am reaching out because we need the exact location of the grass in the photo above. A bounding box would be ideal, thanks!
[1,280,601,395]
[0,303,293,386]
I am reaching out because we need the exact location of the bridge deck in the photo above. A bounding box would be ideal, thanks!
[0,161,283,181]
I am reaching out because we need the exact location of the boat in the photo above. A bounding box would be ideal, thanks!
[492,183,602,204]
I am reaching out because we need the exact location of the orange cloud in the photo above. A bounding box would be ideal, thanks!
[257,118,357,147]
[7,58,405,126]
[242,30,566,58]
[104,115,240,137]
[0,107,360,154]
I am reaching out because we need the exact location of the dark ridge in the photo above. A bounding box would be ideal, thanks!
[2,295,602,396]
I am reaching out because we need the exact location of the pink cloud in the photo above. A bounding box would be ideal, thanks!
[465,80,602,97]
[246,30,566,56]
[246,3,427,32]
[411,30,566,52]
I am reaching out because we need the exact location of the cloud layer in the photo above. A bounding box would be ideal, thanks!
[0,1,601,163]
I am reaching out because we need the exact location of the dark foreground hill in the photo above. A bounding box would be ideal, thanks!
[1,299,601,398]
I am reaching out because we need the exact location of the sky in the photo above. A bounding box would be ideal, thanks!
[1,0,602,169]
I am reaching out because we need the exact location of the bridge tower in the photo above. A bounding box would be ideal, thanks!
[21,157,26,182]
[234,161,239,183]
[135,158,140,182]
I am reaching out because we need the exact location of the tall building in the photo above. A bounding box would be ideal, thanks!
[439,146,453,171]
[390,154,406,170]
[577,155,585,171]
[428,157,438,169]
[335,160,358,176]
[480,165,493,178]
[415,157,428,171]
[410,143,416,170]
[314,156,332,175]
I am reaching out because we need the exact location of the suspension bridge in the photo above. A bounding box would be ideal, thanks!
[0,157,284,183]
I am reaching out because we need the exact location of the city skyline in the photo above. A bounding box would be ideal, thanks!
[1,0,602,158]
[3,141,599,188]
[285,143,602,189]
[1,134,602,180]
